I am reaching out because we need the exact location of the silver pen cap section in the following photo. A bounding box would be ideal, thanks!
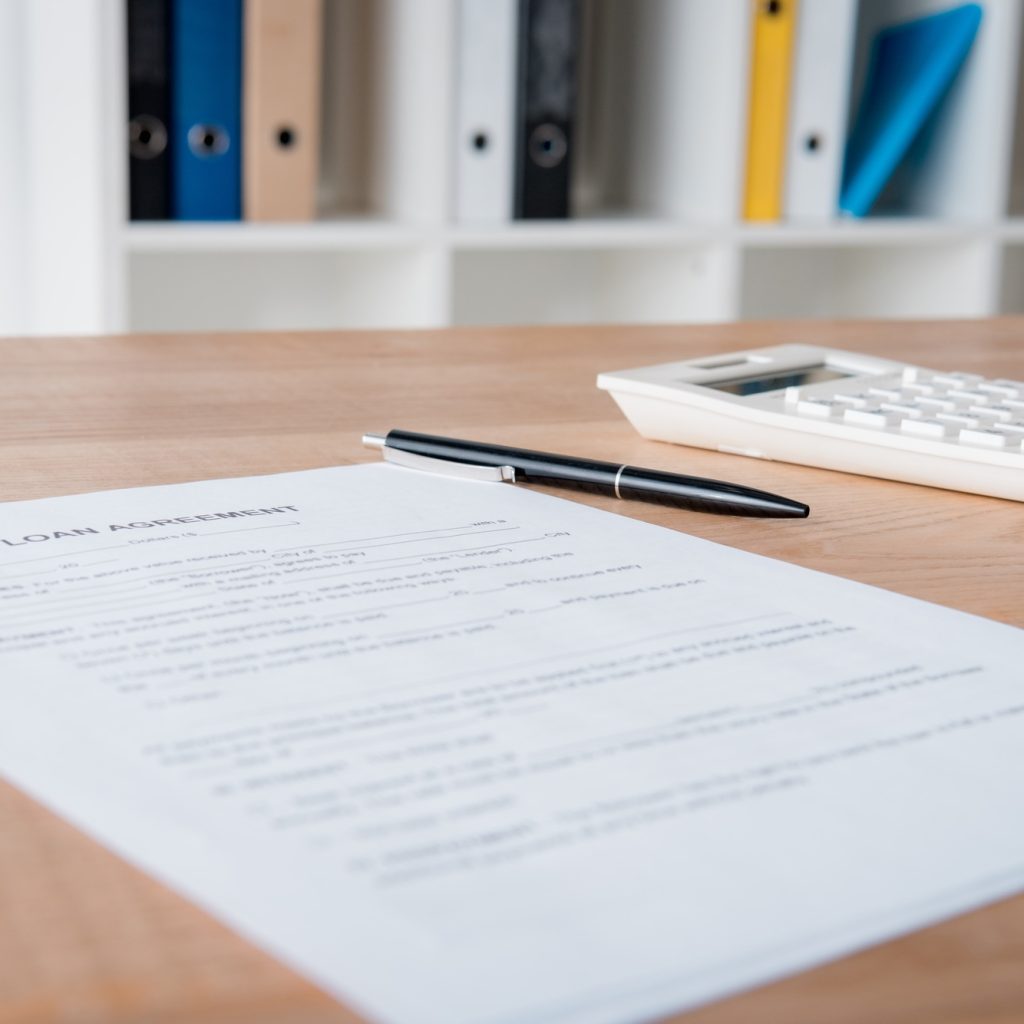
[383,447,517,483]
[362,431,516,484]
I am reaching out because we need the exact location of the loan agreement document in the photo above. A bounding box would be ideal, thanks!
[1,464,1023,1024]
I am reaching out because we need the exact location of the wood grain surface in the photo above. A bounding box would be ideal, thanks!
[0,319,1021,1024]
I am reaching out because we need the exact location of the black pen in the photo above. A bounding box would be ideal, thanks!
[362,429,809,519]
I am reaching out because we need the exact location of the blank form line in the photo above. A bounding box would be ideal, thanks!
[85,595,219,620]
[308,525,520,556]
[531,727,683,764]
[349,535,544,566]
[208,520,301,537]
[2,566,62,580]
[92,594,219,618]
[745,693,820,714]
[530,712,744,764]
[377,614,507,639]
[318,593,462,621]
[287,713,489,760]
[275,523,482,552]
[0,543,128,568]
[319,713,489,754]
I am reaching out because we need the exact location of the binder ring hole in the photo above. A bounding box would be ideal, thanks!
[528,124,567,169]
[277,127,296,148]
[804,133,822,152]
[129,116,167,159]
[471,131,490,152]
[188,124,229,158]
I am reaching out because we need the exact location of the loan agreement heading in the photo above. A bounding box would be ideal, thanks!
[0,505,299,549]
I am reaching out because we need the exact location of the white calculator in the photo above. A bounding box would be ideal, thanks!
[597,344,1023,502]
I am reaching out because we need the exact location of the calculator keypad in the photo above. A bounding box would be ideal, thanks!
[900,418,951,439]
[789,370,1024,453]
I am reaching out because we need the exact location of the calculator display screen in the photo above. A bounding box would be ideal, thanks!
[706,366,855,397]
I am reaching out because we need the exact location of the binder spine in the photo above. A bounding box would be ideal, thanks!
[513,0,580,220]
[454,0,518,223]
[743,0,798,222]
[243,0,323,222]
[172,0,243,220]
[127,0,172,220]
[784,0,856,221]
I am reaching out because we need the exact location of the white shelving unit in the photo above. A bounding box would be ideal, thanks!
[3,0,1024,337]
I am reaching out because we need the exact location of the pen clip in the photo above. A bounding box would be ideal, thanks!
[380,445,517,484]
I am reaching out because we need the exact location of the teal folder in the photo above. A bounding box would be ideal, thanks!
[840,4,982,217]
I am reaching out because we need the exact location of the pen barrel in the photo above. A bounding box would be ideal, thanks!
[383,431,808,518]
[617,469,806,518]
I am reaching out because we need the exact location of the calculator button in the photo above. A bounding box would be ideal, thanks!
[936,412,980,428]
[970,404,1015,421]
[916,396,957,412]
[932,372,983,386]
[948,389,989,404]
[843,408,899,428]
[832,394,870,408]
[796,399,842,418]
[901,382,936,395]
[867,386,902,400]
[994,423,1024,438]
[880,402,921,416]
[946,393,978,406]
[959,428,1010,449]
[978,381,1020,397]
[968,405,1010,422]
[1002,397,1024,411]
[900,418,952,439]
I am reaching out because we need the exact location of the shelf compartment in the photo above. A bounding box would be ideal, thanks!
[128,248,446,331]
[740,241,1000,320]
[576,0,748,222]
[451,245,736,326]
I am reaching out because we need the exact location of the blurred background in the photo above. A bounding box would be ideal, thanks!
[1,0,1024,339]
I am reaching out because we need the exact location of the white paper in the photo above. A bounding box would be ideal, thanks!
[1,464,1022,1024]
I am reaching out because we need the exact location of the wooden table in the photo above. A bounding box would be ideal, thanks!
[1,320,1022,1024]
